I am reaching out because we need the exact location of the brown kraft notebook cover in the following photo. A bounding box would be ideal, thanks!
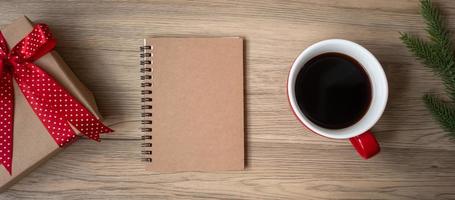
[140,37,244,171]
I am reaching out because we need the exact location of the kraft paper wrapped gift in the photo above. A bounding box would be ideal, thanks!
[0,16,108,191]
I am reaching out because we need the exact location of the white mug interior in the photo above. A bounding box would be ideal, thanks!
[288,39,388,139]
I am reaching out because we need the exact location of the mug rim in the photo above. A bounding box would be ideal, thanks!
[287,39,388,139]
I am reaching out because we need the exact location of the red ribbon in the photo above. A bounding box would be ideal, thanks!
[0,24,113,174]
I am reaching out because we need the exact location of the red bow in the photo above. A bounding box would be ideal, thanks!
[0,24,113,174]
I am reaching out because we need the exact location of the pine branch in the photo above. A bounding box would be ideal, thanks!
[399,33,455,99]
[421,0,453,55]
[420,0,455,100]
[400,0,455,138]
[423,94,455,138]
[399,33,436,69]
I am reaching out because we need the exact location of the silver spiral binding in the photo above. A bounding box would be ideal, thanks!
[140,40,153,163]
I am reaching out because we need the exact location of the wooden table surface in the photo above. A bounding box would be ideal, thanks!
[1,0,455,199]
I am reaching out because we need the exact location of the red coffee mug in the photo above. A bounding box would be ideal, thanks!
[287,39,388,159]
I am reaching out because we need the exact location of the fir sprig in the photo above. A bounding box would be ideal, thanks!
[423,94,455,134]
[400,0,455,138]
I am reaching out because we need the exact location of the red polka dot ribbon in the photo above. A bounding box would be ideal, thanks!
[0,24,113,174]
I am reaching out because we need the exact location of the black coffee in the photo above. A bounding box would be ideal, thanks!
[295,52,371,129]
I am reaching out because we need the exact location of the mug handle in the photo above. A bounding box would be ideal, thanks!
[349,130,380,159]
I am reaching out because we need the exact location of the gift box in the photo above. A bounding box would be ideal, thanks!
[0,16,112,191]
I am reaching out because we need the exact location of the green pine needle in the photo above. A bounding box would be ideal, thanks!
[400,32,455,98]
[399,33,436,69]
[421,0,453,54]
[423,94,455,137]
[400,0,455,138]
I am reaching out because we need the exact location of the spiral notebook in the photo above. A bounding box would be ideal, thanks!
[140,37,244,171]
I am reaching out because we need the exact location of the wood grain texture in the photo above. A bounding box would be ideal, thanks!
[1,0,455,199]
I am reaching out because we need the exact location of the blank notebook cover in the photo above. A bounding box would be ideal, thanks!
[140,37,244,171]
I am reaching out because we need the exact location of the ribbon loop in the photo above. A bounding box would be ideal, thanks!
[0,24,112,175]
[9,24,56,63]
